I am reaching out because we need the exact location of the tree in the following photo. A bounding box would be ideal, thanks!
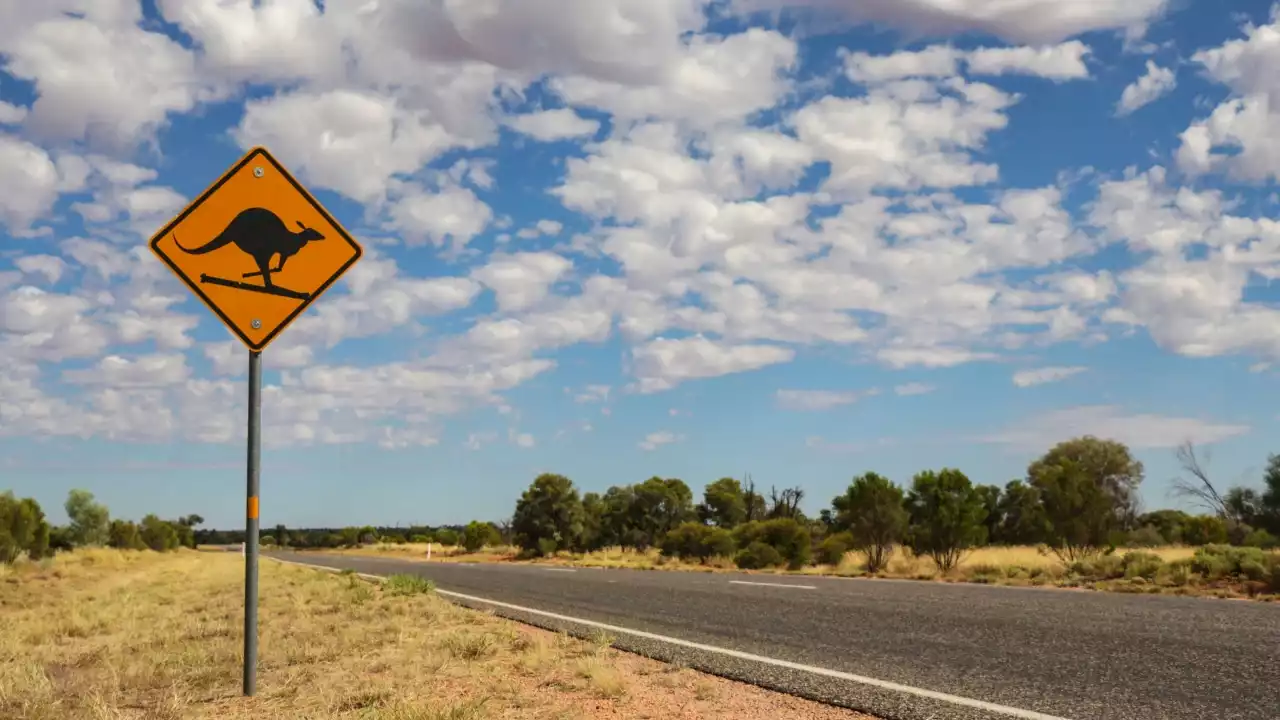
[1028,436,1144,530]
[1224,487,1262,530]
[1259,454,1280,534]
[139,514,179,552]
[511,473,585,556]
[1170,441,1245,541]
[461,521,501,552]
[65,489,110,547]
[742,474,766,523]
[697,478,747,528]
[580,492,606,551]
[766,485,806,521]
[904,468,987,572]
[830,472,907,573]
[994,480,1049,545]
[974,484,1002,544]
[1136,509,1193,544]
[629,477,695,548]
[1180,515,1228,546]
[732,519,811,569]
[274,523,289,548]
[0,492,50,563]
[1031,457,1120,563]
[660,522,735,561]
[108,519,144,550]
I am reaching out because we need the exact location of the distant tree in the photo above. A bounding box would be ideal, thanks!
[905,469,987,572]
[107,519,144,550]
[994,480,1049,545]
[1028,436,1144,530]
[0,492,51,563]
[741,474,766,523]
[1180,515,1229,546]
[629,477,695,549]
[1135,509,1193,544]
[1031,457,1121,563]
[461,521,501,552]
[765,485,806,521]
[830,472,907,573]
[275,523,289,548]
[433,528,459,546]
[1224,487,1262,530]
[65,489,110,547]
[511,473,585,556]
[1259,453,1280,534]
[974,484,1002,545]
[139,514,179,552]
[579,492,606,551]
[697,477,747,528]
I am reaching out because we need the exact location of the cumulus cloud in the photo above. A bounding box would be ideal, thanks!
[1012,365,1088,387]
[1116,60,1177,116]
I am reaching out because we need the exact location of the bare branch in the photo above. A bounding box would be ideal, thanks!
[1170,440,1229,518]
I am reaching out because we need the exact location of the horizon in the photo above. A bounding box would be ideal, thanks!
[3,1,1280,530]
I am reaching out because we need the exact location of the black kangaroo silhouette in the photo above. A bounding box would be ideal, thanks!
[174,207,324,295]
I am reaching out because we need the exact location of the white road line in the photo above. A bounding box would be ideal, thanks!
[729,580,817,590]
[543,567,577,573]
[269,557,1070,720]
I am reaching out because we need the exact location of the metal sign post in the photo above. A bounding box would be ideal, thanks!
[146,146,363,698]
[243,349,262,695]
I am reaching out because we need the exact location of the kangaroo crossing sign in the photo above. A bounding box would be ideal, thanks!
[148,146,363,352]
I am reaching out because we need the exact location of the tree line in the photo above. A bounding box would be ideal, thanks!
[0,489,205,563]
[502,436,1280,571]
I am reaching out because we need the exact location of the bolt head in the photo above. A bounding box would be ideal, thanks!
[251,319,262,329]
[253,167,264,178]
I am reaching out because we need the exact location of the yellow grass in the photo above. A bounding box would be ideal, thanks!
[0,548,870,720]
[318,542,1277,598]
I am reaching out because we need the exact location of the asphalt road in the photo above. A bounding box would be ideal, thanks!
[267,551,1280,720]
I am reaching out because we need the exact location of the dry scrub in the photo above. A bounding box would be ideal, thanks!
[0,548,871,720]
[322,542,1280,600]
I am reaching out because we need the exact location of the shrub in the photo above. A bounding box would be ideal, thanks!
[1125,525,1166,548]
[1190,544,1268,581]
[1163,558,1195,586]
[1241,528,1279,549]
[735,541,783,569]
[410,534,431,544]
[384,574,435,596]
[1121,551,1164,580]
[434,529,460,546]
[816,532,853,566]
[461,521,501,553]
[1181,516,1229,546]
[660,523,735,562]
[1071,554,1124,580]
[966,563,1004,583]
[733,519,811,570]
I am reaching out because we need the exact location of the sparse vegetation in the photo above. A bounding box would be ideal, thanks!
[0,549,870,720]
[284,435,1280,601]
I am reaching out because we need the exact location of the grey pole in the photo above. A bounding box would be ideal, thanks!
[243,349,262,696]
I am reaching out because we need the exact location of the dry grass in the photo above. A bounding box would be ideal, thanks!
[318,542,1278,599]
[0,548,872,720]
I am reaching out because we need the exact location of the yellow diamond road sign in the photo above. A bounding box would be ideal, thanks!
[147,146,363,352]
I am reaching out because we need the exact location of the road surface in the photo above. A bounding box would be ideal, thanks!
[266,551,1280,720]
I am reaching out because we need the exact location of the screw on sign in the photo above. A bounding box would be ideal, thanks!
[146,147,363,697]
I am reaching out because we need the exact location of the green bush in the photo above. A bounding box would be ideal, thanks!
[816,532,853,566]
[733,519,811,570]
[1070,554,1124,580]
[966,563,1004,583]
[1121,551,1164,580]
[1190,544,1268,581]
[383,574,435,596]
[1181,516,1229,546]
[434,529,460,546]
[1125,525,1166,548]
[410,534,431,544]
[1163,558,1194,586]
[1241,528,1279,549]
[660,522,735,562]
[461,521,501,552]
[735,541,783,569]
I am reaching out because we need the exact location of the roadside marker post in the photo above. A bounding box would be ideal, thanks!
[147,147,363,696]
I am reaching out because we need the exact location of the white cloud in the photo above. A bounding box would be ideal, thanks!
[15,255,65,284]
[730,0,1171,45]
[572,385,612,403]
[1116,60,1177,116]
[1012,365,1088,387]
[965,41,1092,80]
[630,335,795,393]
[981,405,1250,450]
[775,389,865,410]
[0,101,26,124]
[639,430,684,451]
[894,382,936,396]
[472,253,574,312]
[507,108,600,141]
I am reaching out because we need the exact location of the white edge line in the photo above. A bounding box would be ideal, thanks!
[729,580,817,590]
[268,557,1071,720]
[544,567,578,572]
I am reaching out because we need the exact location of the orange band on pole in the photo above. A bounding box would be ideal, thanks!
[248,496,259,520]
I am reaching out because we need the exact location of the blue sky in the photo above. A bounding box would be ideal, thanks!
[3,0,1280,529]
